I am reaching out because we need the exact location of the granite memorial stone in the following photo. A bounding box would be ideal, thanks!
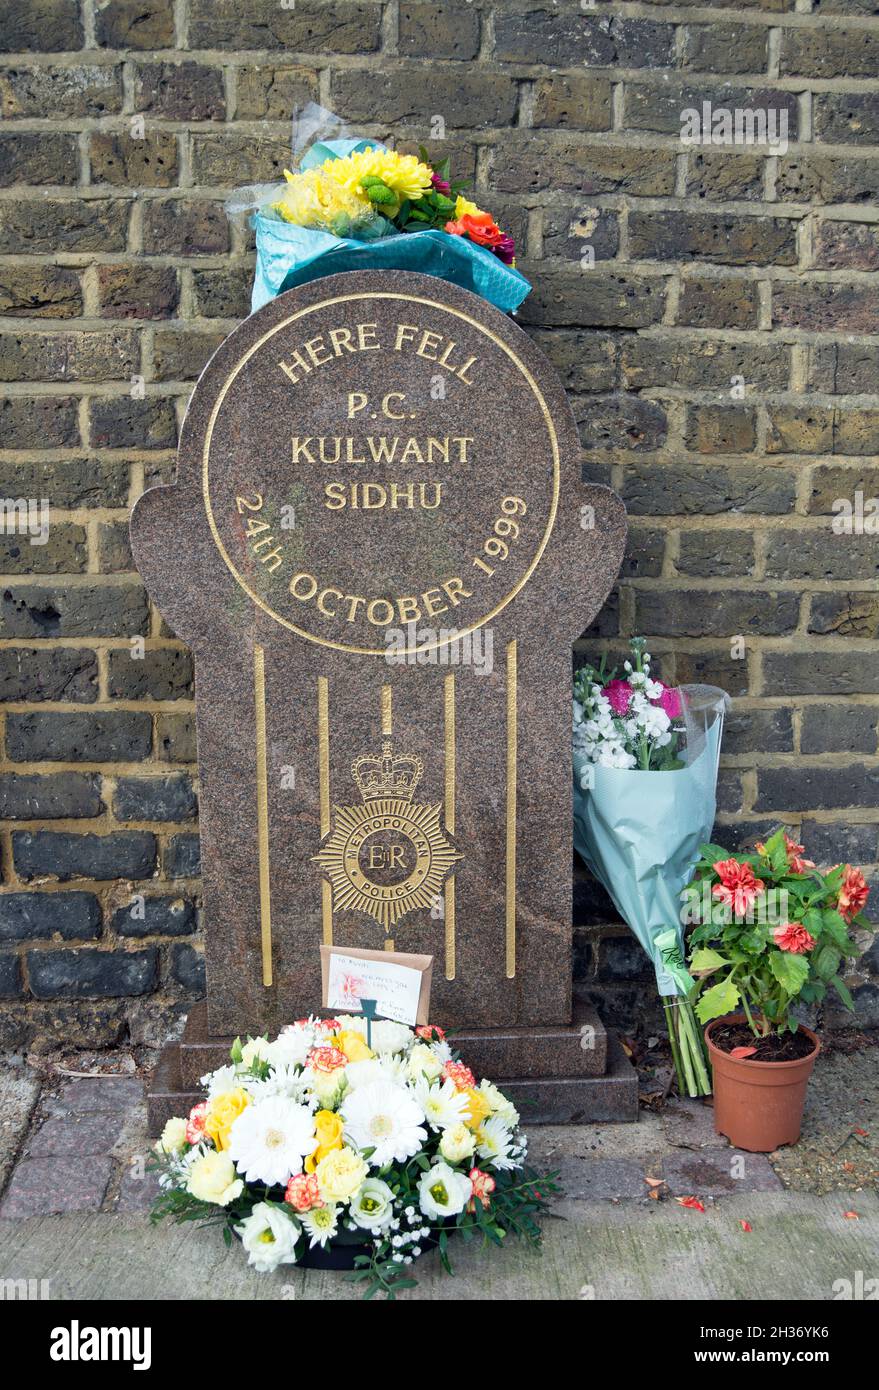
[131,269,634,1125]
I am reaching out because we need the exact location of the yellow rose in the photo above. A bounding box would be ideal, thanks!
[154,1116,187,1155]
[305,1109,344,1173]
[187,1151,243,1207]
[439,1121,476,1163]
[462,1087,492,1131]
[315,1146,368,1203]
[204,1087,251,1151]
[336,1029,374,1063]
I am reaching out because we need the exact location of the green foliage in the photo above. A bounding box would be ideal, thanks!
[685,828,867,1038]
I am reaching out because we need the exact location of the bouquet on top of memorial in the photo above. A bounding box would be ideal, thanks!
[150,1015,560,1300]
[227,104,531,315]
[572,638,729,1098]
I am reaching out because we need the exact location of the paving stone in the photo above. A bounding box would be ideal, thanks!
[116,1162,162,1213]
[0,1068,40,1191]
[26,1111,122,1157]
[661,1149,784,1196]
[45,1075,143,1116]
[0,1154,113,1217]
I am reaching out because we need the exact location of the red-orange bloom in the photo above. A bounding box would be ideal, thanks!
[307,1045,347,1073]
[442,1060,476,1091]
[837,865,869,922]
[711,858,765,917]
[468,1166,496,1211]
[772,921,816,954]
[445,212,505,248]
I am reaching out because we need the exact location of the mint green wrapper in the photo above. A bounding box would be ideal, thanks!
[572,687,728,998]
[248,137,531,316]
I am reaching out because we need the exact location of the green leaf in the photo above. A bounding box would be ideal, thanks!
[690,947,730,974]
[814,943,841,981]
[698,843,730,865]
[694,976,741,1024]
[821,909,857,954]
[830,975,855,1011]
[768,949,810,996]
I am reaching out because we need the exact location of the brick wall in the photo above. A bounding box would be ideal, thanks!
[0,0,877,1049]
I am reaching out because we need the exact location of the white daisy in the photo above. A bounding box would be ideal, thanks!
[476,1115,518,1171]
[340,1080,426,1166]
[478,1080,520,1128]
[227,1096,318,1186]
[267,1027,313,1070]
[200,1064,239,1097]
[247,1064,313,1104]
[300,1203,339,1249]
[411,1076,471,1131]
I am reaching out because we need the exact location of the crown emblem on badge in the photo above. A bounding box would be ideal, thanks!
[352,739,423,804]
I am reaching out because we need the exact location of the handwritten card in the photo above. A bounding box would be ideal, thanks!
[320,945,433,1026]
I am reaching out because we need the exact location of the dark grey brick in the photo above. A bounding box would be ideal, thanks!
[155,713,197,763]
[113,775,196,823]
[14,830,157,882]
[0,953,23,997]
[808,592,879,640]
[634,588,798,637]
[113,894,195,938]
[763,651,879,696]
[765,531,879,582]
[27,947,158,998]
[755,765,879,812]
[163,833,200,878]
[677,529,755,577]
[0,459,129,508]
[0,892,102,943]
[0,773,103,820]
[0,647,98,703]
[107,647,194,699]
[89,397,177,450]
[0,583,149,638]
[723,708,793,755]
[170,942,205,993]
[620,463,795,516]
[574,395,668,452]
[6,711,152,762]
[801,705,878,754]
[799,822,877,868]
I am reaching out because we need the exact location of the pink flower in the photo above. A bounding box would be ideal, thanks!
[415,1023,445,1041]
[711,858,765,917]
[315,1017,341,1034]
[837,865,869,922]
[442,1061,476,1091]
[603,679,632,716]
[285,1172,323,1212]
[431,172,451,196]
[468,1167,496,1212]
[186,1101,209,1146]
[307,1045,347,1073]
[652,683,682,719]
[783,833,815,873]
[773,921,816,954]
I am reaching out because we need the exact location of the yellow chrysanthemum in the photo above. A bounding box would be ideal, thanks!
[453,194,481,219]
[324,147,434,207]
[272,167,371,232]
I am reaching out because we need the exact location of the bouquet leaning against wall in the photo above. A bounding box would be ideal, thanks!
[573,639,729,1097]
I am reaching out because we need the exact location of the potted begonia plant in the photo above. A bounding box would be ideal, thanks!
[684,828,870,1151]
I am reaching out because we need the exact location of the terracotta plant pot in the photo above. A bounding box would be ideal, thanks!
[705,1014,820,1153]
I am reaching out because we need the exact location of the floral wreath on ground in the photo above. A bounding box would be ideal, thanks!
[150,1015,559,1298]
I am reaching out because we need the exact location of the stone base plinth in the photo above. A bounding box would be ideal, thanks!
[147,1001,638,1135]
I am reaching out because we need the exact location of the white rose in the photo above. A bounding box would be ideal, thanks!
[236,1202,301,1273]
[418,1162,473,1220]
[439,1122,475,1163]
[240,1037,271,1068]
[349,1177,396,1231]
[154,1116,188,1155]
[267,1029,312,1069]
[186,1151,243,1207]
[406,1043,443,1083]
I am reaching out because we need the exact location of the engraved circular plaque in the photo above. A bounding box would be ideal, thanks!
[202,284,560,655]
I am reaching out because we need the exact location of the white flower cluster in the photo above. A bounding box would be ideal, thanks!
[153,1013,526,1276]
[573,654,675,781]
